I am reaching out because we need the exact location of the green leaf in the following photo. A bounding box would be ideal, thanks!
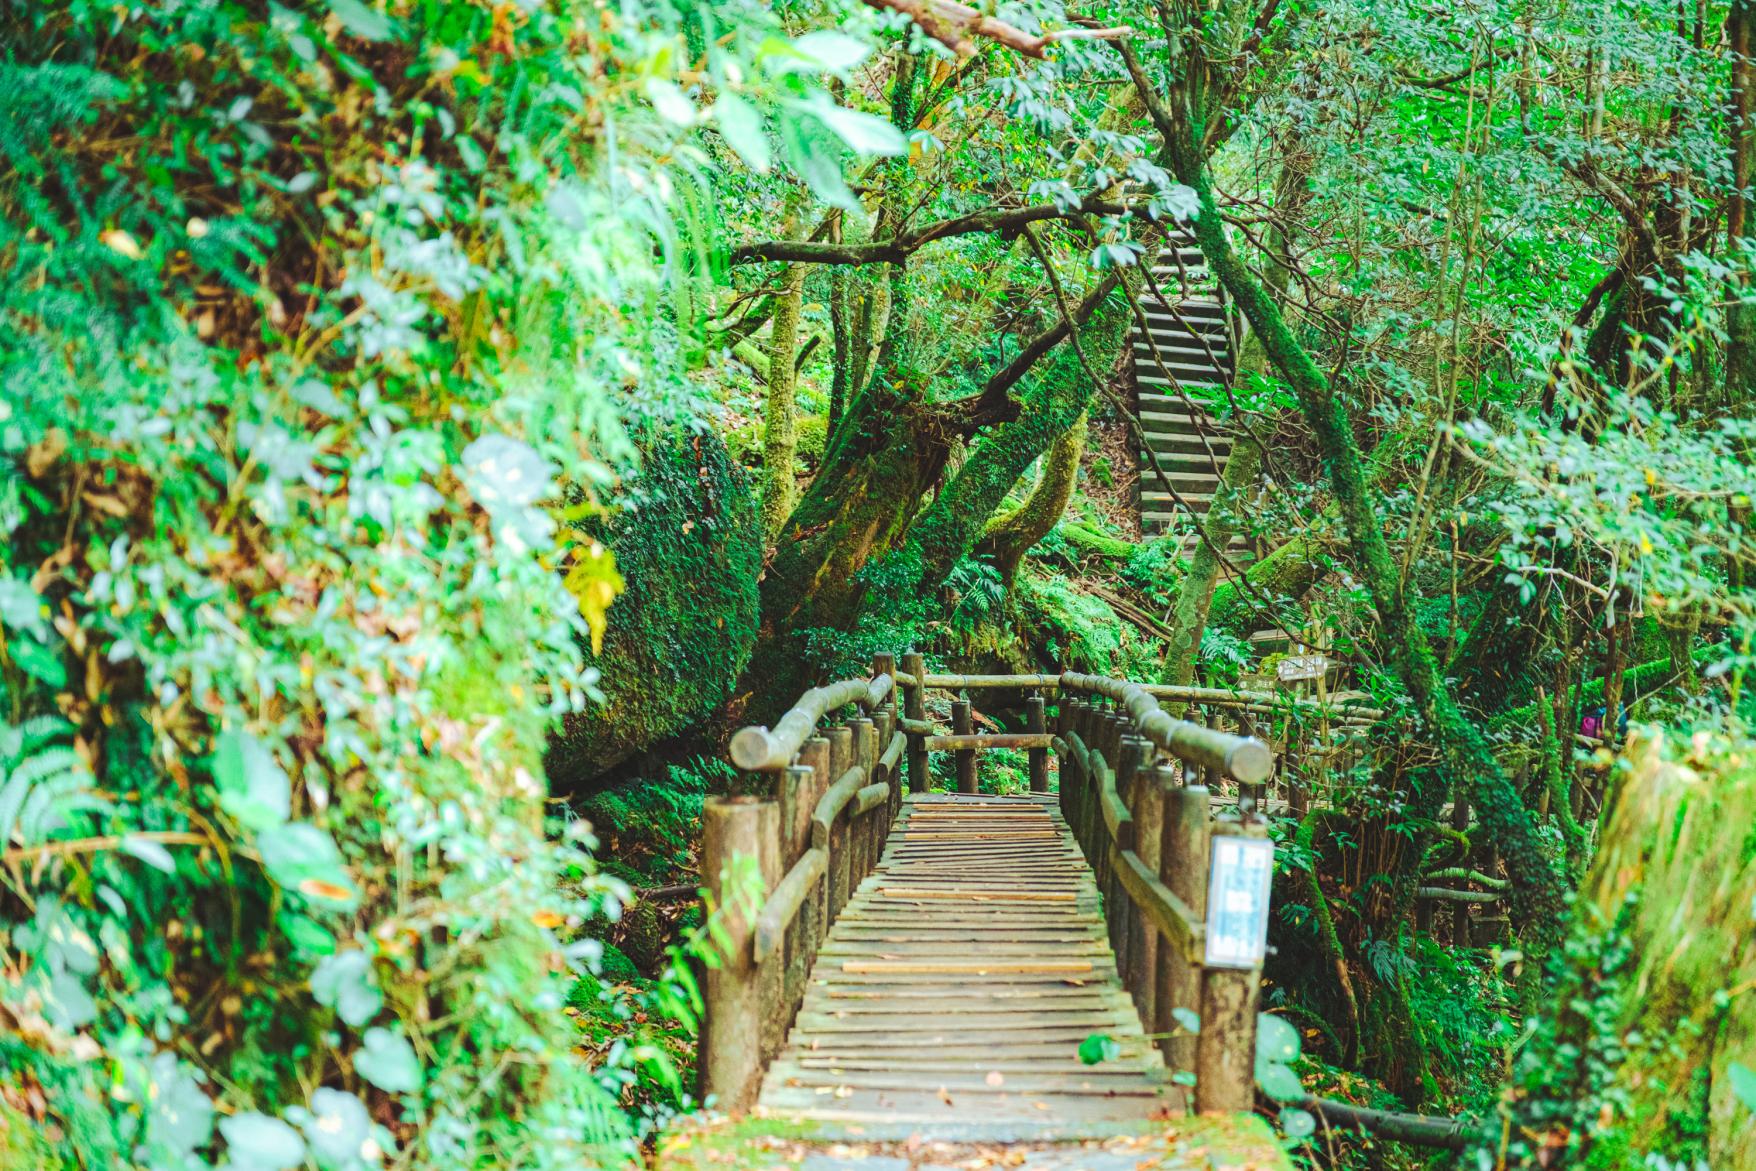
[324,0,395,41]
[644,78,695,126]
[1731,1061,1756,1114]
[1077,1033,1121,1065]
[355,1026,423,1093]
[277,910,337,959]
[790,31,872,73]
[219,1113,307,1171]
[807,93,905,156]
[1256,1012,1301,1063]
[1255,1057,1305,1103]
[1279,1106,1317,1139]
[259,822,357,906]
[213,730,291,832]
[10,637,65,687]
[714,93,771,173]
[310,950,382,1027]
[0,577,47,635]
[119,834,176,873]
[295,1089,372,1168]
[1172,1006,1201,1035]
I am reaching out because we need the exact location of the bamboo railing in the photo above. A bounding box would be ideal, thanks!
[701,656,1286,1115]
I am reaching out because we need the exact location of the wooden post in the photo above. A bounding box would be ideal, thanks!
[1027,693,1049,793]
[1158,777,1210,1074]
[902,651,928,794]
[1196,818,1266,1115]
[770,766,812,1059]
[827,725,854,921]
[1062,698,1085,835]
[1111,735,1148,988]
[698,796,779,1112]
[798,734,831,980]
[1129,753,1165,1029]
[872,651,896,834]
[849,715,876,887]
[952,695,977,795]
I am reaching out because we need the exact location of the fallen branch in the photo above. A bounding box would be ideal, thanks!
[1299,1095,1469,1150]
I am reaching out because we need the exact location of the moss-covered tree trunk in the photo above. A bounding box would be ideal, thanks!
[981,412,1087,583]
[1160,434,1263,687]
[761,259,807,542]
[1164,117,1566,935]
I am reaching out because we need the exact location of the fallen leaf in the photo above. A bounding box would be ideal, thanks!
[102,229,144,259]
[985,1070,1005,1087]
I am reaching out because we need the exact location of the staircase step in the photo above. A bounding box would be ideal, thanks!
[1140,391,1230,412]
[1137,360,1230,381]
[1132,339,1229,359]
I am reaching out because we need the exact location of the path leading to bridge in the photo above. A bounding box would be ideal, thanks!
[756,793,1176,1142]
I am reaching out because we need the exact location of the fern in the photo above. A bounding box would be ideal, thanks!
[0,718,102,847]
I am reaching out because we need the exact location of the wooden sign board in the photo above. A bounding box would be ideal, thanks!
[1276,654,1328,683]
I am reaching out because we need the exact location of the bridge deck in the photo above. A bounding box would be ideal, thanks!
[756,793,1178,1141]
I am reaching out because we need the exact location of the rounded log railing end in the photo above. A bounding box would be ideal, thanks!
[1227,737,1274,785]
[730,726,778,771]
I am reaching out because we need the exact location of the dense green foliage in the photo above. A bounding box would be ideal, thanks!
[7,0,1756,1166]
[0,1,905,1166]
[547,428,760,788]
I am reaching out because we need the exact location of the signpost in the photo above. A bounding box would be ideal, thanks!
[1203,833,1274,969]
[1276,654,1328,683]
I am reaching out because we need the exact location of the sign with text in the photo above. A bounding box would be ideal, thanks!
[1276,654,1329,683]
[1203,835,1274,969]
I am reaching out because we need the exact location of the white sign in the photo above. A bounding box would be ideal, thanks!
[1204,835,1274,969]
[1276,654,1329,682]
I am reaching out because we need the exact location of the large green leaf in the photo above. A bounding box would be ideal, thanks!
[213,729,291,832]
[310,950,382,1027]
[355,1026,423,1093]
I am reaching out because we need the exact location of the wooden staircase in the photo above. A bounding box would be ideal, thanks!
[1132,230,1236,538]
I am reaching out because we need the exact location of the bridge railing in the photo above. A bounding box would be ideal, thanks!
[701,659,1287,1115]
[699,654,905,1111]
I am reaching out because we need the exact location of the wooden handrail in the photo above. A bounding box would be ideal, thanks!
[731,676,881,771]
[1111,844,1203,963]
[894,670,1383,724]
[810,764,866,847]
[753,847,827,962]
[1061,672,1274,784]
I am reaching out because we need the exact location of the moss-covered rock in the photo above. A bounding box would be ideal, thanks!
[547,427,761,787]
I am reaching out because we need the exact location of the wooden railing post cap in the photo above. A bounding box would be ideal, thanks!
[729,726,778,771]
[1226,737,1273,786]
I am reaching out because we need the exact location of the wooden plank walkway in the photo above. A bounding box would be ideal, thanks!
[756,793,1177,1141]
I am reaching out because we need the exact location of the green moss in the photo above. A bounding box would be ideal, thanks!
[598,943,640,983]
[547,428,761,786]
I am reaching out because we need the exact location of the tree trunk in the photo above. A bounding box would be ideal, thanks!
[980,412,1087,583]
[760,260,808,542]
[1165,118,1566,937]
[1160,434,1263,688]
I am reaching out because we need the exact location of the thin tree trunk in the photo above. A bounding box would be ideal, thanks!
[1160,435,1263,687]
[1165,119,1566,937]
[760,260,808,542]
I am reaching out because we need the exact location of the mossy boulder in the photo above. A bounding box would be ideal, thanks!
[547,426,761,787]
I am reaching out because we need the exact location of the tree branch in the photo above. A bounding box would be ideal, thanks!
[866,0,1130,59]
[729,197,1155,265]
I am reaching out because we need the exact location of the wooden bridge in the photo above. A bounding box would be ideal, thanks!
[693,655,1303,1157]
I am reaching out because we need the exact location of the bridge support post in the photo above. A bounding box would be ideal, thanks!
[827,725,854,920]
[1158,778,1210,1075]
[1195,817,1267,1115]
[952,696,976,794]
[699,795,780,1114]
[1128,756,1165,1029]
[1027,694,1048,793]
[902,651,928,793]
